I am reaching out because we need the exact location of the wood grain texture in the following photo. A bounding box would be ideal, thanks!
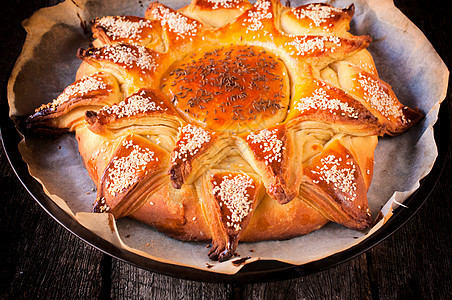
[365,150,452,300]
[0,0,451,299]
[0,147,106,299]
[110,260,233,299]
[244,255,372,300]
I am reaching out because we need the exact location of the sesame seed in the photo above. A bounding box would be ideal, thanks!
[152,5,198,37]
[206,0,242,9]
[172,125,211,162]
[312,154,358,202]
[95,44,158,72]
[242,1,272,32]
[247,128,283,165]
[95,16,153,41]
[292,4,343,28]
[288,35,342,56]
[295,86,358,118]
[105,138,156,196]
[357,73,406,123]
[212,173,255,231]
[96,197,110,213]
[36,74,107,112]
[100,89,163,118]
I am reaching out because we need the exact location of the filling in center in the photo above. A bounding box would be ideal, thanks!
[161,45,290,134]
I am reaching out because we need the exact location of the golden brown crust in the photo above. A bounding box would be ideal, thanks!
[169,124,218,188]
[281,3,354,36]
[26,0,424,261]
[237,123,302,204]
[76,126,116,185]
[27,72,122,133]
[77,44,172,93]
[91,16,165,51]
[145,2,210,59]
[93,134,170,219]
[241,195,329,241]
[286,79,383,136]
[85,88,181,137]
[201,171,264,261]
[330,62,424,135]
[300,137,372,230]
[130,183,212,241]
[182,0,252,28]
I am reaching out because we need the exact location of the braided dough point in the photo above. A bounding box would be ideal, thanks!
[27,0,423,261]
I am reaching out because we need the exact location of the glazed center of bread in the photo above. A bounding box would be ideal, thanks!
[162,45,290,134]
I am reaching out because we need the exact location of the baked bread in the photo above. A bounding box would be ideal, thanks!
[26,0,423,262]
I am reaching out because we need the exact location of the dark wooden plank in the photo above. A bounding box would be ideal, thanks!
[0,147,107,299]
[365,145,452,299]
[110,260,232,299]
[245,255,372,300]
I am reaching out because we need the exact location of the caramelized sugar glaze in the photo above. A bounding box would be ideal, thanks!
[27,0,423,261]
[162,45,290,133]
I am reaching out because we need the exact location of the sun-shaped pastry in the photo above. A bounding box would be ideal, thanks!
[27,0,423,262]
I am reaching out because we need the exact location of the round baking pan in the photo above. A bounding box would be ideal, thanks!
[1,70,449,282]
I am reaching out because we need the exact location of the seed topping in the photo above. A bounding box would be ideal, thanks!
[296,86,359,118]
[247,128,284,165]
[36,74,108,112]
[172,125,212,162]
[292,4,343,27]
[106,138,156,196]
[101,89,165,118]
[212,173,255,231]
[95,16,153,41]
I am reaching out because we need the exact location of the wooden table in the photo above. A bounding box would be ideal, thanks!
[1,0,451,298]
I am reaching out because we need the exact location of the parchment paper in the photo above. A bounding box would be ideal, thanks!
[7,0,449,274]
